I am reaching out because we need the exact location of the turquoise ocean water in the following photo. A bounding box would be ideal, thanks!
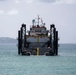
[0,43,76,75]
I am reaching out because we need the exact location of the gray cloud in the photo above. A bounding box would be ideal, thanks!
[34,0,76,4]
[1,0,76,4]
[23,0,56,4]
[38,0,56,3]
[0,0,8,1]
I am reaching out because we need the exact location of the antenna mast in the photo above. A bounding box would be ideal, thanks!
[38,15,40,25]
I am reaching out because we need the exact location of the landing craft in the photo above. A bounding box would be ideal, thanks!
[18,16,59,56]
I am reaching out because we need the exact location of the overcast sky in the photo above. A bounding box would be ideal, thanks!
[0,0,76,43]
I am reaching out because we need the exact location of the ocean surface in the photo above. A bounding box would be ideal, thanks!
[0,43,76,75]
